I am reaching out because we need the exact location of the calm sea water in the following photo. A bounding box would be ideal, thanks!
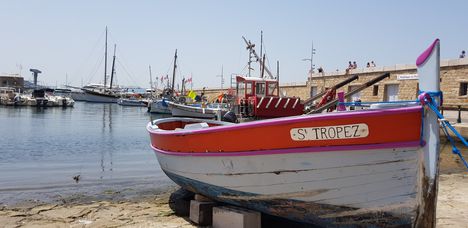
[0,102,172,204]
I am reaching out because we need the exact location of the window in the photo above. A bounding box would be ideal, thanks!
[256,82,266,96]
[348,85,361,102]
[460,82,468,96]
[384,84,399,101]
[237,81,245,97]
[372,85,378,96]
[246,82,253,95]
[310,86,318,97]
[268,82,277,96]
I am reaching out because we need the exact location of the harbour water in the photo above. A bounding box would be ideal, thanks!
[0,102,172,204]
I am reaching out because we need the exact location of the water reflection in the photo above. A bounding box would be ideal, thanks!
[98,104,115,179]
[0,102,168,203]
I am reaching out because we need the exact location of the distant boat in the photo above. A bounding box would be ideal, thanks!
[52,88,72,97]
[147,39,443,227]
[167,101,228,119]
[148,98,171,114]
[117,97,148,107]
[81,86,119,103]
[82,27,121,103]
[70,87,87,101]
[0,87,18,105]
[148,50,178,114]
[32,88,74,107]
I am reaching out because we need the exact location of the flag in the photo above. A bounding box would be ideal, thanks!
[187,90,197,100]
[186,77,192,83]
[160,76,164,83]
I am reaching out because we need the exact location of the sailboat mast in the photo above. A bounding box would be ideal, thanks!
[171,49,178,97]
[104,27,108,89]
[260,31,263,64]
[149,65,153,98]
[109,44,116,89]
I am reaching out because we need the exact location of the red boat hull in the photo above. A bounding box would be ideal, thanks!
[149,106,422,153]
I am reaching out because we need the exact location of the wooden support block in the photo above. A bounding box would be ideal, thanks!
[194,194,213,202]
[172,198,191,216]
[212,206,261,228]
[189,200,216,226]
[169,188,194,216]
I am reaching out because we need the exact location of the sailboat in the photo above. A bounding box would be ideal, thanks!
[82,27,121,103]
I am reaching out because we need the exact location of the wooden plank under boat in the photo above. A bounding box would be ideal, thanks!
[147,39,442,227]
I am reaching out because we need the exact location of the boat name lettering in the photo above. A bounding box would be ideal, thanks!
[290,123,369,141]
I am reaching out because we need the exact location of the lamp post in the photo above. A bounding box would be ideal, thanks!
[302,41,322,90]
[302,41,316,75]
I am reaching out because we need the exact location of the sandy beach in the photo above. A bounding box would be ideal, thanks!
[0,185,195,228]
[1,147,467,227]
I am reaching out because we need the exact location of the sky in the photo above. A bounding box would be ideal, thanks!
[0,0,467,89]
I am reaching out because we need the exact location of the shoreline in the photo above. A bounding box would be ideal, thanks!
[1,148,467,227]
[1,174,467,227]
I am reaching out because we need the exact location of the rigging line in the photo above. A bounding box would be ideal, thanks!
[238,44,244,70]
[165,58,175,77]
[86,54,105,85]
[70,29,106,85]
[113,49,137,79]
[105,32,139,86]
[115,58,138,86]
[262,42,273,77]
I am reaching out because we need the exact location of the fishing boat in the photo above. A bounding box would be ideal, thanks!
[148,98,172,114]
[147,39,442,227]
[148,50,179,114]
[232,37,304,119]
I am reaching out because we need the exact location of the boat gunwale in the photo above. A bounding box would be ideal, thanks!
[150,140,423,157]
[147,105,422,135]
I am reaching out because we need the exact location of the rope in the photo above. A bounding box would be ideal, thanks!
[420,92,468,170]
[332,90,466,170]
[440,120,468,169]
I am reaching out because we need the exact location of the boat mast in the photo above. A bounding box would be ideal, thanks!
[260,31,263,62]
[261,54,266,78]
[104,26,108,89]
[149,65,153,98]
[171,49,178,97]
[242,36,274,79]
[277,60,280,96]
[109,44,116,89]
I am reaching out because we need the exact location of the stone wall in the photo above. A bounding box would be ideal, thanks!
[308,58,468,108]
[192,58,468,108]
